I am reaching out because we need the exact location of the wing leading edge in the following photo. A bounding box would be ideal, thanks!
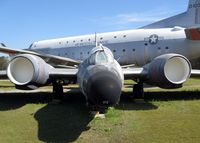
[122,67,147,80]
[191,69,200,78]
[0,45,80,67]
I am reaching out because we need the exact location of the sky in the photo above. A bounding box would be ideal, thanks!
[0,0,188,49]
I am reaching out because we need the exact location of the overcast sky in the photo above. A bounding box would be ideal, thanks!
[0,0,188,49]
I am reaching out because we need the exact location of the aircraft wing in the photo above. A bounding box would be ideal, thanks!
[0,68,78,81]
[0,45,80,67]
[123,67,200,79]
[122,67,148,80]
[191,69,200,78]
[49,68,78,79]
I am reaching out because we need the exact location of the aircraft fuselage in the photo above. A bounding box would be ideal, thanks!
[30,27,200,66]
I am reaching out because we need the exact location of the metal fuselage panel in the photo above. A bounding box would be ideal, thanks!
[30,28,200,66]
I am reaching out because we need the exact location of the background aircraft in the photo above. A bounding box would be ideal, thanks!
[0,0,200,110]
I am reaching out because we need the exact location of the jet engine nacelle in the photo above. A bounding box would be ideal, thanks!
[147,54,191,89]
[7,54,51,89]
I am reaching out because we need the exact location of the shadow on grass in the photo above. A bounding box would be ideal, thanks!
[122,90,200,101]
[116,91,200,111]
[0,92,52,111]
[0,92,93,142]
[0,85,15,88]
[0,90,199,142]
[0,90,199,111]
[117,91,158,111]
[34,93,93,143]
[144,91,200,101]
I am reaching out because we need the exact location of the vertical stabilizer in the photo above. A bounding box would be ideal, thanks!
[142,0,200,29]
[188,0,200,24]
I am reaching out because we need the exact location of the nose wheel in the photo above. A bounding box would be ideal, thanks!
[132,83,144,99]
[86,99,108,114]
[53,81,64,100]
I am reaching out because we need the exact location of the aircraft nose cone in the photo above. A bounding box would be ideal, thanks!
[87,70,122,106]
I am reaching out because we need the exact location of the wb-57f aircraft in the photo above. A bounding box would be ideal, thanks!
[0,0,200,109]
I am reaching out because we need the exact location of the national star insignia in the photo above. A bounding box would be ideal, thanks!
[149,34,159,44]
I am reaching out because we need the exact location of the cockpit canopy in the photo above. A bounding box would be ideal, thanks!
[88,45,114,65]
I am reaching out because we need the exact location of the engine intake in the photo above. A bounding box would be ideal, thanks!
[7,54,51,88]
[148,54,191,89]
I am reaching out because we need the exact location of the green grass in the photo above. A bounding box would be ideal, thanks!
[85,101,200,143]
[0,79,200,143]
[0,80,14,87]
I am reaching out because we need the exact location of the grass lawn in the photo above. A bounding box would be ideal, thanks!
[0,79,199,143]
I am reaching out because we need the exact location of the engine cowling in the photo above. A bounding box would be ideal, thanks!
[7,54,52,89]
[147,54,191,89]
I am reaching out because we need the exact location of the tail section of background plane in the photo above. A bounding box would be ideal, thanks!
[142,0,200,28]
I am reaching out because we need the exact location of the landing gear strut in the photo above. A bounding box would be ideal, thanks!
[86,100,108,114]
[132,83,144,99]
[52,81,64,100]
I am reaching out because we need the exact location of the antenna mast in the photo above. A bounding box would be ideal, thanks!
[95,32,98,47]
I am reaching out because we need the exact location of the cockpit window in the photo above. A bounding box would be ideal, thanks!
[96,51,107,64]
[89,51,108,65]
[89,53,96,65]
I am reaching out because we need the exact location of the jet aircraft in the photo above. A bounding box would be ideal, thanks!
[0,0,200,109]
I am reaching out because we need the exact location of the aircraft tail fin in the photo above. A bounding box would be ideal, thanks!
[142,0,200,29]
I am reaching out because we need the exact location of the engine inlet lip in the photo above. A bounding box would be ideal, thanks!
[7,56,35,86]
[164,56,191,85]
